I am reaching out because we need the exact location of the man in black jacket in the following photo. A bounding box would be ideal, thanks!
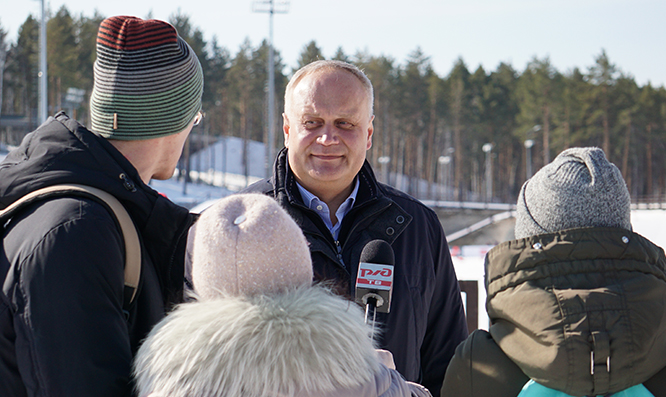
[0,16,203,396]
[243,60,468,396]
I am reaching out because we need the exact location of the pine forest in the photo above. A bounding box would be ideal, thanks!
[1,7,665,204]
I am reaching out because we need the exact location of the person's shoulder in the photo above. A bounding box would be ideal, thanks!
[380,183,438,220]
[3,197,123,268]
[6,196,119,242]
[442,329,528,397]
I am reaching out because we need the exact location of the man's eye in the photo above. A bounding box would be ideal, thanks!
[337,121,354,129]
[304,120,321,128]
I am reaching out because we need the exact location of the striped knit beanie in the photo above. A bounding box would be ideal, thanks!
[90,16,204,140]
[515,147,632,239]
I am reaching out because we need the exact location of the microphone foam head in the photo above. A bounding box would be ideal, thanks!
[360,239,394,265]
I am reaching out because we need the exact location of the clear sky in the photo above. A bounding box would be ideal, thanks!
[3,0,665,87]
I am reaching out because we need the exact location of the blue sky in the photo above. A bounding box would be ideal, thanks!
[4,0,665,87]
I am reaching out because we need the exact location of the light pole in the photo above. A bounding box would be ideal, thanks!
[253,0,289,177]
[524,139,534,180]
[438,155,451,201]
[35,0,48,125]
[0,36,6,124]
[482,143,493,202]
[378,156,390,184]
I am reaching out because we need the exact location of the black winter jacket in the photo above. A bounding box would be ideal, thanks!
[0,113,195,396]
[243,148,468,396]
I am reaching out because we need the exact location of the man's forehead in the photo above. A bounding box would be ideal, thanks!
[298,68,364,90]
[295,106,362,120]
[290,71,368,107]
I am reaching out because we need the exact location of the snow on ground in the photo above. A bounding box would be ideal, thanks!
[149,178,232,210]
[632,209,666,249]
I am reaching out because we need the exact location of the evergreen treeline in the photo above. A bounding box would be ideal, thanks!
[1,7,665,203]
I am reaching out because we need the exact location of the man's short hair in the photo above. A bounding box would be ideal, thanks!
[284,60,374,118]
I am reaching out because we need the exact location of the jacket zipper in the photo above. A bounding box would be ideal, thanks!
[334,239,343,263]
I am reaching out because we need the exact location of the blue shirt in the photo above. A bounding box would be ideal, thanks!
[296,178,360,240]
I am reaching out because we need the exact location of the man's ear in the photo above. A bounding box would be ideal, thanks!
[366,115,375,150]
[283,113,290,148]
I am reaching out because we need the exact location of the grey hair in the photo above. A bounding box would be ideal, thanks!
[284,60,374,118]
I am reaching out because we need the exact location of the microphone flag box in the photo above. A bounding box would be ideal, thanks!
[355,262,394,313]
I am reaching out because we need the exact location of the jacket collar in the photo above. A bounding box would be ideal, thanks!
[273,147,383,209]
[0,112,194,303]
[486,227,666,300]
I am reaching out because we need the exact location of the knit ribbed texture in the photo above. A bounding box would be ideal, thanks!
[515,147,632,239]
[191,194,314,299]
[90,16,204,140]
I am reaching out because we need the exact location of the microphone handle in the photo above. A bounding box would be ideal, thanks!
[364,297,377,337]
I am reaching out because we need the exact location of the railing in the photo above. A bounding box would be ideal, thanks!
[420,200,516,211]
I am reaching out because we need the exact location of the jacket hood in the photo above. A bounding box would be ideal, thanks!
[485,227,666,396]
[1,113,156,217]
[0,113,193,302]
[134,285,414,397]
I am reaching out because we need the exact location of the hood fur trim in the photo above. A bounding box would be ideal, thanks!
[134,286,381,397]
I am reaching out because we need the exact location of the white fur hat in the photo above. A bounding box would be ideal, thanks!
[133,286,383,397]
[191,193,313,299]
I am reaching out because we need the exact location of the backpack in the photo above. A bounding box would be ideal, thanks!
[0,184,141,310]
[518,380,654,397]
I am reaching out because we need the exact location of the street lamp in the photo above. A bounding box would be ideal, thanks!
[378,156,390,184]
[482,143,493,203]
[253,0,289,177]
[524,139,534,180]
[34,0,47,124]
[438,155,451,201]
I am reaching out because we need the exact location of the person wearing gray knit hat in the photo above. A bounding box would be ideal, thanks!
[133,193,432,397]
[515,147,632,239]
[441,148,666,397]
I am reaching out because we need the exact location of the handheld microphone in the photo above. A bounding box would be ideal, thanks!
[355,240,395,326]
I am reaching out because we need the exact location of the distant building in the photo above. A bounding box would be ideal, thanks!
[185,136,267,191]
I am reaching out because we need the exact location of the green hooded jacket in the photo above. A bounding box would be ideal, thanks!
[442,227,666,397]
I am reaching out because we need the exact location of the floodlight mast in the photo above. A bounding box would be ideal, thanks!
[253,0,290,177]
[36,0,48,125]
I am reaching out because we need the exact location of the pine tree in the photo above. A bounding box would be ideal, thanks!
[295,40,323,70]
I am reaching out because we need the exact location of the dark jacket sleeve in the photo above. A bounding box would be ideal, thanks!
[418,207,469,396]
[441,330,529,397]
[644,365,666,397]
[5,198,132,396]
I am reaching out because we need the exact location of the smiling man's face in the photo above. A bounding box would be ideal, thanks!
[283,68,374,201]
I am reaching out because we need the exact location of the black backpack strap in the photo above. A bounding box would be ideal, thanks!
[1,184,141,309]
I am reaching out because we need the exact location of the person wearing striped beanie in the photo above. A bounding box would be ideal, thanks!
[90,15,204,141]
[0,16,202,396]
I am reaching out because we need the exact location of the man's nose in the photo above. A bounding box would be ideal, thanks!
[316,125,338,145]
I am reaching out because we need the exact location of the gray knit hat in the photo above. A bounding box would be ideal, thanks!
[515,147,632,239]
[90,16,204,140]
[191,194,313,299]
